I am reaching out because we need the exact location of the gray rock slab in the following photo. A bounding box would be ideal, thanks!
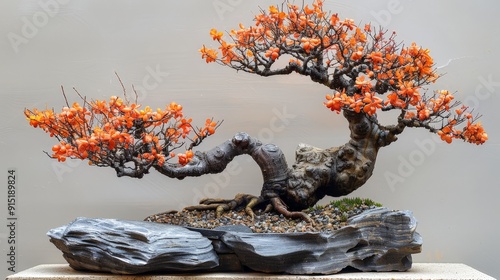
[47,218,218,274]
[47,207,422,275]
[220,208,422,274]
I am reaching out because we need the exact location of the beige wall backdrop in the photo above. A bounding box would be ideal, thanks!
[1,0,499,278]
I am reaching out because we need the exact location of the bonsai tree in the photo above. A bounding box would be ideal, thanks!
[26,1,487,222]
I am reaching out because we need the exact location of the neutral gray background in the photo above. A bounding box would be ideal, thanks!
[1,0,499,278]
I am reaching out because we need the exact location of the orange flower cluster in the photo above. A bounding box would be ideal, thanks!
[200,46,218,63]
[176,150,194,166]
[398,90,487,145]
[265,47,280,61]
[434,108,488,145]
[202,0,487,145]
[462,121,488,145]
[412,90,454,121]
[25,95,219,166]
[200,118,218,137]
[325,88,382,116]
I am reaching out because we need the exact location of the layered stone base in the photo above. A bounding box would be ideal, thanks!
[47,208,422,274]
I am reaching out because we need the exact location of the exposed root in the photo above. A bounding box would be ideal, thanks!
[270,197,314,225]
[184,193,314,225]
[184,193,265,220]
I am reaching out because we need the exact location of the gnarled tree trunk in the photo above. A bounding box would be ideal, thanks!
[145,110,398,212]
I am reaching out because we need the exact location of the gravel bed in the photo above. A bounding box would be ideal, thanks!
[145,201,380,233]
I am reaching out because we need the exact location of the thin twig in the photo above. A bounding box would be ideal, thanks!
[115,72,128,103]
[132,84,139,104]
[61,86,70,107]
